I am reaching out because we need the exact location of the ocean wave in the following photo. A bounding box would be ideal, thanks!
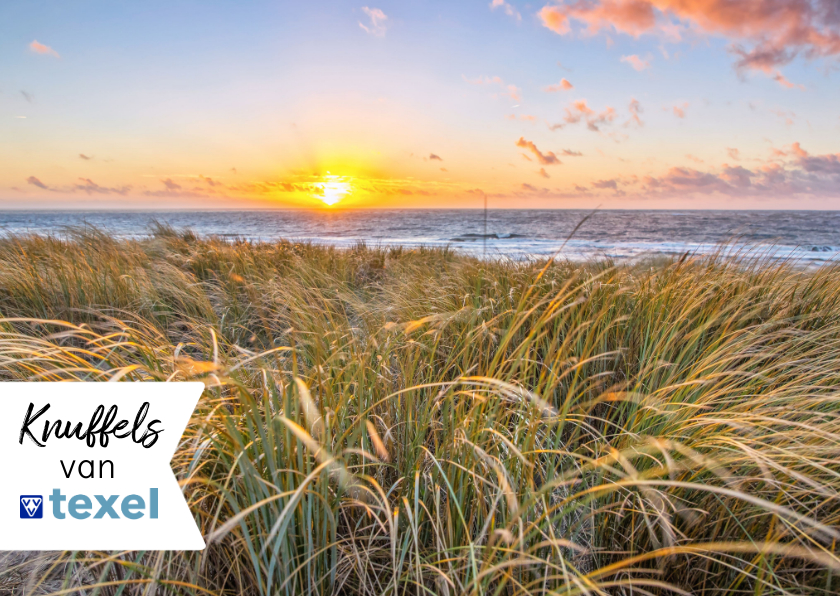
[450,232,527,241]
[2,209,839,266]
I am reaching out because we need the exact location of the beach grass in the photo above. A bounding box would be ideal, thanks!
[1,225,839,595]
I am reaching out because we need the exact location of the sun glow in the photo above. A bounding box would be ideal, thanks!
[317,174,351,206]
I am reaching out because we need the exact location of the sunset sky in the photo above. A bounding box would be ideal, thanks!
[2,0,840,209]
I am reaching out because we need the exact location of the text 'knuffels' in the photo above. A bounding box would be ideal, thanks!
[18,402,164,449]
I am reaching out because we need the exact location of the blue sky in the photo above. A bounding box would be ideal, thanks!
[2,0,839,208]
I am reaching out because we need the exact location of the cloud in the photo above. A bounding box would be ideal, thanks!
[74,178,131,195]
[466,75,503,86]
[790,143,840,174]
[429,153,443,161]
[22,175,128,196]
[537,168,550,178]
[79,154,93,160]
[21,91,34,103]
[770,107,796,125]
[587,106,616,131]
[544,78,574,92]
[506,113,537,122]
[626,98,644,126]
[537,1,840,75]
[729,44,794,73]
[26,176,50,190]
[29,40,59,58]
[550,99,616,132]
[632,146,840,198]
[562,149,583,156]
[465,74,522,102]
[539,1,656,37]
[199,175,223,187]
[661,167,730,190]
[143,188,217,199]
[518,183,553,195]
[500,146,840,200]
[727,147,740,160]
[162,178,182,191]
[515,137,562,165]
[685,154,704,163]
[359,7,388,36]
[720,165,754,187]
[672,102,689,118]
[538,5,571,34]
[621,54,651,71]
[789,142,809,158]
[772,71,805,89]
[490,0,521,21]
[592,178,618,189]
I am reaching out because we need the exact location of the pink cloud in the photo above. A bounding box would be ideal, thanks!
[465,75,522,102]
[569,99,594,117]
[506,113,537,122]
[621,54,651,71]
[537,1,840,73]
[538,167,550,178]
[720,165,754,187]
[540,1,655,37]
[520,183,541,192]
[627,98,644,126]
[550,99,617,132]
[74,178,131,195]
[466,75,503,86]
[504,85,522,102]
[727,147,740,160]
[790,142,809,158]
[26,176,50,190]
[772,71,805,89]
[672,102,689,118]
[662,167,730,190]
[490,0,521,21]
[788,143,840,173]
[770,108,796,125]
[359,7,388,36]
[544,78,574,92]
[592,178,618,189]
[630,144,840,198]
[538,5,571,34]
[515,137,562,165]
[29,40,59,58]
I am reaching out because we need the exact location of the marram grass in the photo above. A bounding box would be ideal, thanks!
[1,226,839,595]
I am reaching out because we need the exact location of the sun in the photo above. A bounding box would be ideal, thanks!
[317,173,351,206]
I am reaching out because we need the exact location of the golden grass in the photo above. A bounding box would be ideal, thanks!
[1,225,839,595]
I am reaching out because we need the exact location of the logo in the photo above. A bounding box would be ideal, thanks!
[3,383,205,550]
[20,495,43,519]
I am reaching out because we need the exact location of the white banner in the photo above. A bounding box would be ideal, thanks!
[1,383,205,550]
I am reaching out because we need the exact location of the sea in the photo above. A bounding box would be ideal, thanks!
[0,209,838,265]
